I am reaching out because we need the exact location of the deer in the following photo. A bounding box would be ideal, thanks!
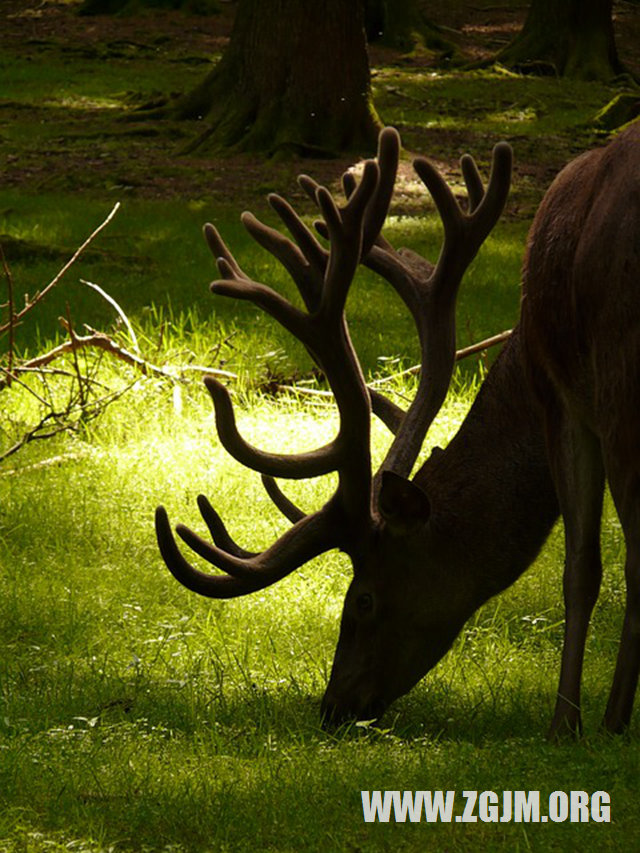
[155,121,640,737]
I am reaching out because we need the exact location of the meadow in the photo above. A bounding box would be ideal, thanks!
[1,1,640,850]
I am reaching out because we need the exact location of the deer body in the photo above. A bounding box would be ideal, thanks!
[413,328,558,597]
[520,122,640,734]
[156,123,640,735]
[322,329,559,721]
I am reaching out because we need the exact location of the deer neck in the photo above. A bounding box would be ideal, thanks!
[414,326,559,609]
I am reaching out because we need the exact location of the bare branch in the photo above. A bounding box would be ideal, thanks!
[0,413,70,464]
[0,203,121,335]
[367,328,513,388]
[454,328,512,361]
[0,326,236,394]
[64,304,87,410]
[80,279,141,356]
[1,243,15,382]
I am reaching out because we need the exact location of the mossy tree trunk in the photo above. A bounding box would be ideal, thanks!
[497,0,624,81]
[168,0,381,156]
[365,0,454,57]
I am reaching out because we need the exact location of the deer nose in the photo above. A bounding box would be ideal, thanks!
[320,693,387,728]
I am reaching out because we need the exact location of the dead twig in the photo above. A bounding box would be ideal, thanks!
[65,303,87,410]
[0,243,15,383]
[0,376,138,465]
[454,329,512,361]
[80,278,141,355]
[0,413,71,464]
[1,366,53,407]
[11,365,110,389]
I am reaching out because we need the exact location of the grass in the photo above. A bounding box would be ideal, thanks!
[1,371,638,851]
[374,67,613,140]
[2,1,640,850]
[0,191,526,378]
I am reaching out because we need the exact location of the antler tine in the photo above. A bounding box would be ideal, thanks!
[210,255,309,343]
[205,220,320,343]
[266,194,329,311]
[156,499,345,599]
[156,507,259,598]
[261,475,305,524]
[413,141,512,293]
[204,376,342,479]
[460,154,484,213]
[157,143,391,600]
[240,205,327,313]
[358,126,400,256]
[299,130,410,438]
[316,158,379,321]
[299,126,399,258]
[206,191,328,315]
[203,222,250,281]
[196,494,256,558]
[367,141,512,483]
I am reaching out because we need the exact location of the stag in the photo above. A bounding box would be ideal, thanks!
[156,122,640,736]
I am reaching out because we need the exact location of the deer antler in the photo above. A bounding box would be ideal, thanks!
[156,156,387,597]
[372,143,512,481]
[302,135,512,482]
[156,127,512,598]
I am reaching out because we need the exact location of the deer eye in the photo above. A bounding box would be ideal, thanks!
[356,592,374,616]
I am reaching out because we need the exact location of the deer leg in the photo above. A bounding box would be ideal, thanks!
[602,450,640,733]
[546,414,605,739]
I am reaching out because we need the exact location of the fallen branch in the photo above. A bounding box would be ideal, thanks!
[278,328,513,401]
[0,412,72,464]
[454,328,512,361]
[0,323,238,393]
[0,379,137,465]
[0,449,101,477]
[369,328,513,388]
[0,204,241,466]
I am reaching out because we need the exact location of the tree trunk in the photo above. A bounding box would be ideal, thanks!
[497,0,624,81]
[168,0,381,157]
[368,0,454,56]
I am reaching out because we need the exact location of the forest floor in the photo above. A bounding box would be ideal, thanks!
[2,0,639,215]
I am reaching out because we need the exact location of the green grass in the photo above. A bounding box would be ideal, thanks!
[373,68,612,142]
[0,192,525,378]
[2,4,639,850]
[0,34,214,107]
[0,377,637,851]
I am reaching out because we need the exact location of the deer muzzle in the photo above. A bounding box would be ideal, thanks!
[320,682,388,728]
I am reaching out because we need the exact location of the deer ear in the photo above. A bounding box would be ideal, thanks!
[378,471,431,533]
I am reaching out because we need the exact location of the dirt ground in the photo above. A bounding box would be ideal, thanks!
[1,0,639,210]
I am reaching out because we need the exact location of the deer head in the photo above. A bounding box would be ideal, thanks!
[155,127,512,724]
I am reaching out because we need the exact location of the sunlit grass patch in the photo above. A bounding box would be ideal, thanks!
[374,68,613,144]
[1,318,637,850]
[1,47,212,107]
[0,190,525,386]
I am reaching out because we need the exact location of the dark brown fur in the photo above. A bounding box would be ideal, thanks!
[325,125,640,733]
